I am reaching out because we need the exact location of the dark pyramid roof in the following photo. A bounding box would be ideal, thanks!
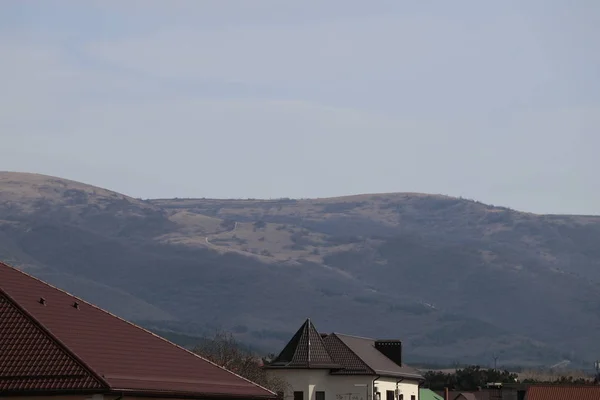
[0,261,275,398]
[268,319,338,369]
[268,319,423,380]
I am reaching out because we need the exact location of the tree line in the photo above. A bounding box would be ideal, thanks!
[422,365,592,391]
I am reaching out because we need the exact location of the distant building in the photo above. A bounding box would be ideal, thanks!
[0,261,275,400]
[265,319,423,400]
[436,383,600,400]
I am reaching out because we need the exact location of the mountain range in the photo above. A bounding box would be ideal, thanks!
[1,171,599,369]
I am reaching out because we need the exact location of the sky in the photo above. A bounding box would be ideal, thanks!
[1,1,598,214]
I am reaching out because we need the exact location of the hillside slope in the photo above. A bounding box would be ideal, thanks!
[1,172,600,367]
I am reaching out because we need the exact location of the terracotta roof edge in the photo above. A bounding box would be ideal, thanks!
[0,281,110,389]
[139,334,276,396]
[0,262,275,396]
[109,388,276,399]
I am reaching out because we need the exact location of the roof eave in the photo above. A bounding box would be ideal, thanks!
[265,364,341,369]
[110,388,277,400]
[0,389,110,397]
[0,388,276,400]
[374,371,424,381]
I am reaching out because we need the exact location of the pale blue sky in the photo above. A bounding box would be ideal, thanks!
[1,1,598,214]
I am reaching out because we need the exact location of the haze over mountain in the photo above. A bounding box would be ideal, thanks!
[2,171,600,368]
[2,2,599,216]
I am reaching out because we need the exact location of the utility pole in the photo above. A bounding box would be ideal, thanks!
[492,354,499,371]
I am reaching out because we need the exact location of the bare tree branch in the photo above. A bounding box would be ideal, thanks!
[193,329,290,393]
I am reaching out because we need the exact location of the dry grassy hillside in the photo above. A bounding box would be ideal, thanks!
[2,172,600,368]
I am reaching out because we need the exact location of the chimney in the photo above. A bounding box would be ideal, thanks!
[444,387,448,400]
[374,340,402,366]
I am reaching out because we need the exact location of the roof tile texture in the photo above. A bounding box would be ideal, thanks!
[270,319,338,368]
[526,385,600,400]
[322,334,372,374]
[0,262,274,398]
[0,293,105,391]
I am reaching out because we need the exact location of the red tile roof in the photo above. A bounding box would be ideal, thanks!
[0,261,275,399]
[525,385,600,400]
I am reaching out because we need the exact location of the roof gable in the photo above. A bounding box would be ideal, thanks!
[331,333,422,379]
[269,319,338,369]
[0,292,106,392]
[0,262,274,398]
[322,334,373,375]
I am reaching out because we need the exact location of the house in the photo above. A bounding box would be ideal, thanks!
[0,261,276,400]
[265,319,423,400]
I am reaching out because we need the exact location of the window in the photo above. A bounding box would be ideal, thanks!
[386,391,395,400]
[316,391,325,400]
[410,396,415,400]
[294,392,304,400]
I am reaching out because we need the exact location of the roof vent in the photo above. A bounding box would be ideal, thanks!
[72,301,80,309]
[38,297,46,305]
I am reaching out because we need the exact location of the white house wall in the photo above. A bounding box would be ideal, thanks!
[267,370,419,400]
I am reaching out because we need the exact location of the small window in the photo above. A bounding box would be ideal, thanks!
[316,391,325,400]
[294,392,304,400]
[410,396,415,400]
[399,395,404,400]
[386,391,395,400]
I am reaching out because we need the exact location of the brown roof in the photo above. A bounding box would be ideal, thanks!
[323,334,373,375]
[268,318,339,369]
[525,385,600,400]
[268,319,422,380]
[0,261,275,399]
[332,333,422,379]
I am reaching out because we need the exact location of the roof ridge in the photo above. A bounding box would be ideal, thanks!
[0,283,110,390]
[306,318,335,367]
[328,333,375,374]
[332,332,375,341]
[0,261,275,396]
